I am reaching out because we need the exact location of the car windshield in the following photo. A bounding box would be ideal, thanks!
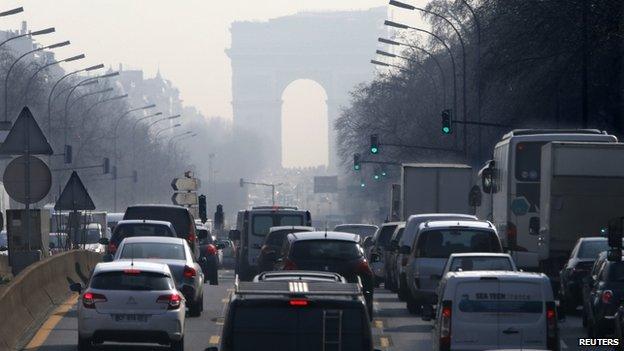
[416,229,501,258]
[448,257,513,272]
[578,240,609,259]
[90,271,174,291]
[82,229,101,244]
[291,240,363,260]
[334,225,377,238]
[119,242,186,260]
[114,224,173,239]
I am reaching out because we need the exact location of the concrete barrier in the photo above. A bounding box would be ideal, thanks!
[0,250,100,351]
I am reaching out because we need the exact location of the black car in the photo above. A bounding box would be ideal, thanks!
[197,224,220,285]
[212,275,377,351]
[560,237,612,312]
[383,223,405,293]
[278,231,375,319]
[124,204,199,258]
[256,226,314,272]
[582,251,624,337]
[103,219,177,258]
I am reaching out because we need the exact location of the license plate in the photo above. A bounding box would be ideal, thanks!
[112,314,149,322]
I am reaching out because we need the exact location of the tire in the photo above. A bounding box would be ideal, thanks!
[77,337,92,351]
[406,297,421,315]
[171,337,184,351]
[210,268,219,285]
[189,296,202,317]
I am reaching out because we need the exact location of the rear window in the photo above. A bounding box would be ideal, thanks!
[229,305,365,351]
[119,242,186,260]
[112,223,174,243]
[266,231,291,246]
[578,240,609,259]
[291,240,363,260]
[449,257,513,272]
[375,225,397,247]
[334,225,377,238]
[416,229,501,258]
[124,207,191,236]
[90,271,174,290]
[252,214,305,236]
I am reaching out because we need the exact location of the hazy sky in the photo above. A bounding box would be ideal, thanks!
[1,0,407,167]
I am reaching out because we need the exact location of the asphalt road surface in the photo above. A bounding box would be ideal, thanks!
[21,269,606,351]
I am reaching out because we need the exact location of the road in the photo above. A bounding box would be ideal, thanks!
[22,269,596,351]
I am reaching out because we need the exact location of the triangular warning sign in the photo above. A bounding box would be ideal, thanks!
[54,171,96,211]
[0,106,53,155]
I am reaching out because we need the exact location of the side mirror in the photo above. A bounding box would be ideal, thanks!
[98,237,109,245]
[480,160,496,194]
[69,282,83,293]
[421,304,434,321]
[198,229,208,240]
[103,254,114,262]
[228,229,241,241]
[399,245,410,255]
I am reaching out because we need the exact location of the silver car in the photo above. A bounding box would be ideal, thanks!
[70,260,186,351]
[113,236,205,317]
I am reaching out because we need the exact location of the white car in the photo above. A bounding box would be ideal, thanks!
[71,260,186,351]
[429,271,559,351]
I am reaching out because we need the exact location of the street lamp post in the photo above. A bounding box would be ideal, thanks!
[47,63,104,136]
[79,94,128,129]
[3,40,70,127]
[112,104,156,211]
[154,123,182,139]
[23,53,85,104]
[130,112,163,165]
[0,7,24,18]
[0,26,54,49]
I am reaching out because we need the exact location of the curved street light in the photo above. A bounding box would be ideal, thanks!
[0,7,24,18]
[0,26,54,49]
[154,123,181,139]
[23,53,85,104]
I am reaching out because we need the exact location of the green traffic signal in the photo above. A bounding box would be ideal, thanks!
[360,182,366,188]
[353,153,361,171]
[441,109,452,134]
[442,126,451,134]
[373,174,380,181]
[371,146,379,154]
[370,134,379,154]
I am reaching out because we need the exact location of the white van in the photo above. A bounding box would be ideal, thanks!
[405,220,502,313]
[431,271,559,351]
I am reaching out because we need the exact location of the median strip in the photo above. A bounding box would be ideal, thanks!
[24,294,78,350]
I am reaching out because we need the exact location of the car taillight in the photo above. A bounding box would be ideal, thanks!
[83,292,107,309]
[188,223,197,244]
[440,300,452,351]
[206,244,217,256]
[283,258,297,270]
[289,298,309,307]
[108,242,117,254]
[357,260,373,276]
[183,265,197,279]
[546,301,557,350]
[157,293,182,310]
[602,290,613,304]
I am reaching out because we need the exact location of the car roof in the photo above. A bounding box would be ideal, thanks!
[334,224,378,229]
[93,260,172,275]
[380,222,403,227]
[446,270,548,281]
[127,204,188,210]
[579,237,607,242]
[269,226,314,233]
[119,236,186,244]
[448,253,512,259]
[289,231,360,242]
[115,219,173,227]
[419,220,494,230]
[407,213,478,222]
[254,271,346,283]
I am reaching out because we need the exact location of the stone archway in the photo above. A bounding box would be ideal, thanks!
[226,7,386,169]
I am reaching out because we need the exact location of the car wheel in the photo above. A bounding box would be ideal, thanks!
[210,268,219,285]
[406,297,421,315]
[189,297,202,317]
[171,337,184,351]
[77,336,92,351]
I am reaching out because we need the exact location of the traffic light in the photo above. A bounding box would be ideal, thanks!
[214,204,224,230]
[381,165,388,177]
[353,153,361,171]
[132,170,138,183]
[370,134,379,154]
[441,109,452,134]
[360,182,366,188]
[64,144,72,164]
[103,157,110,174]
[198,195,207,223]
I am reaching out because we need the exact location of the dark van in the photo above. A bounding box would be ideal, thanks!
[213,277,377,351]
[123,205,199,257]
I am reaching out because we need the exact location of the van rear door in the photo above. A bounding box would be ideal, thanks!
[452,279,499,350]
[496,280,546,349]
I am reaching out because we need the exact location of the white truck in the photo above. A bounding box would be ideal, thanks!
[401,163,473,220]
[538,142,624,271]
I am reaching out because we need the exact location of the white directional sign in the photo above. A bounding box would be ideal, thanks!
[172,192,198,206]
[171,177,201,191]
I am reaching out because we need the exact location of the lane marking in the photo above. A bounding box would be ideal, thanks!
[209,335,220,345]
[25,294,78,350]
[221,298,229,303]
[374,320,384,329]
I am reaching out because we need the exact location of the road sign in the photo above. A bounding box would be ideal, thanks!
[54,171,96,211]
[171,177,200,191]
[172,192,198,206]
[3,155,51,204]
[0,107,53,155]
[314,176,338,193]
